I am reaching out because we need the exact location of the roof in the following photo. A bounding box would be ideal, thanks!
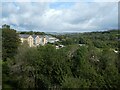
[32,35,37,39]
[32,35,45,39]
[19,34,46,39]
[39,35,46,38]
[19,34,30,38]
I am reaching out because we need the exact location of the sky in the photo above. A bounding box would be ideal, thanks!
[1,0,119,32]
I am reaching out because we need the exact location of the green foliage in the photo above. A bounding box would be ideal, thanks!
[19,31,46,35]
[2,59,19,89]
[2,26,119,89]
[62,76,90,88]
[99,49,120,88]
[79,37,86,44]
[2,24,20,61]
[6,44,72,88]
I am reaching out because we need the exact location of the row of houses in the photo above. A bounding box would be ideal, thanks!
[19,34,59,47]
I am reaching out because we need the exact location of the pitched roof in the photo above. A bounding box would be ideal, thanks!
[32,35,37,39]
[19,34,47,39]
[19,34,30,38]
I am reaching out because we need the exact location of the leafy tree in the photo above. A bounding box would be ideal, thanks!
[62,76,90,88]
[99,49,120,88]
[79,37,86,44]
[2,28,120,89]
[2,59,19,89]
[2,24,20,60]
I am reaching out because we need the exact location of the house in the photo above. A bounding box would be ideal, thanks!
[19,34,34,47]
[43,36,47,45]
[33,35,40,46]
[39,35,47,45]
[45,35,59,43]
[19,34,47,47]
[19,34,59,47]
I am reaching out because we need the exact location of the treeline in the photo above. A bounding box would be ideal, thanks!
[1,24,120,89]
[19,31,46,35]
[55,29,119,49]
[2,24,20,61]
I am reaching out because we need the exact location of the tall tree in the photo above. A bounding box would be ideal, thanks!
[2,24,20,60]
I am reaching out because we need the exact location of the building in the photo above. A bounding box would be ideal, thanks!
[39,35,47,45]
[45,35,59,43]
[19,34,47,47]
[33,35,40,46]
[19,34,34,47]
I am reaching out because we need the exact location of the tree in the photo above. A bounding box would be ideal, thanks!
[62,76,90,88]
[2,24,20,60]
[99,49,120,88]
[79,37,86,44]
[2,29,120,89]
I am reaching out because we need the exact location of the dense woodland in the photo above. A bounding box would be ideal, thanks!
[19,31,46,35]
[1,24,120,89]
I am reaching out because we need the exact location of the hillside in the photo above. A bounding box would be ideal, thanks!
[2,26,120,89]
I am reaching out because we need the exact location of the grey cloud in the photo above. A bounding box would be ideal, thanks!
[1,2,118,32]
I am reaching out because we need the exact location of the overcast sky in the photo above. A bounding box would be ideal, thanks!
[1,0,118,32]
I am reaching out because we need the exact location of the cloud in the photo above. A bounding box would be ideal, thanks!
[1,2,118,32]
[2,0,119,2]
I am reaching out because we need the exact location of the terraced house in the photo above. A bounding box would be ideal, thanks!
[19,34,47,47]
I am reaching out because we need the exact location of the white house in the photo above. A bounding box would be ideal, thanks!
[19,34,47,47]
